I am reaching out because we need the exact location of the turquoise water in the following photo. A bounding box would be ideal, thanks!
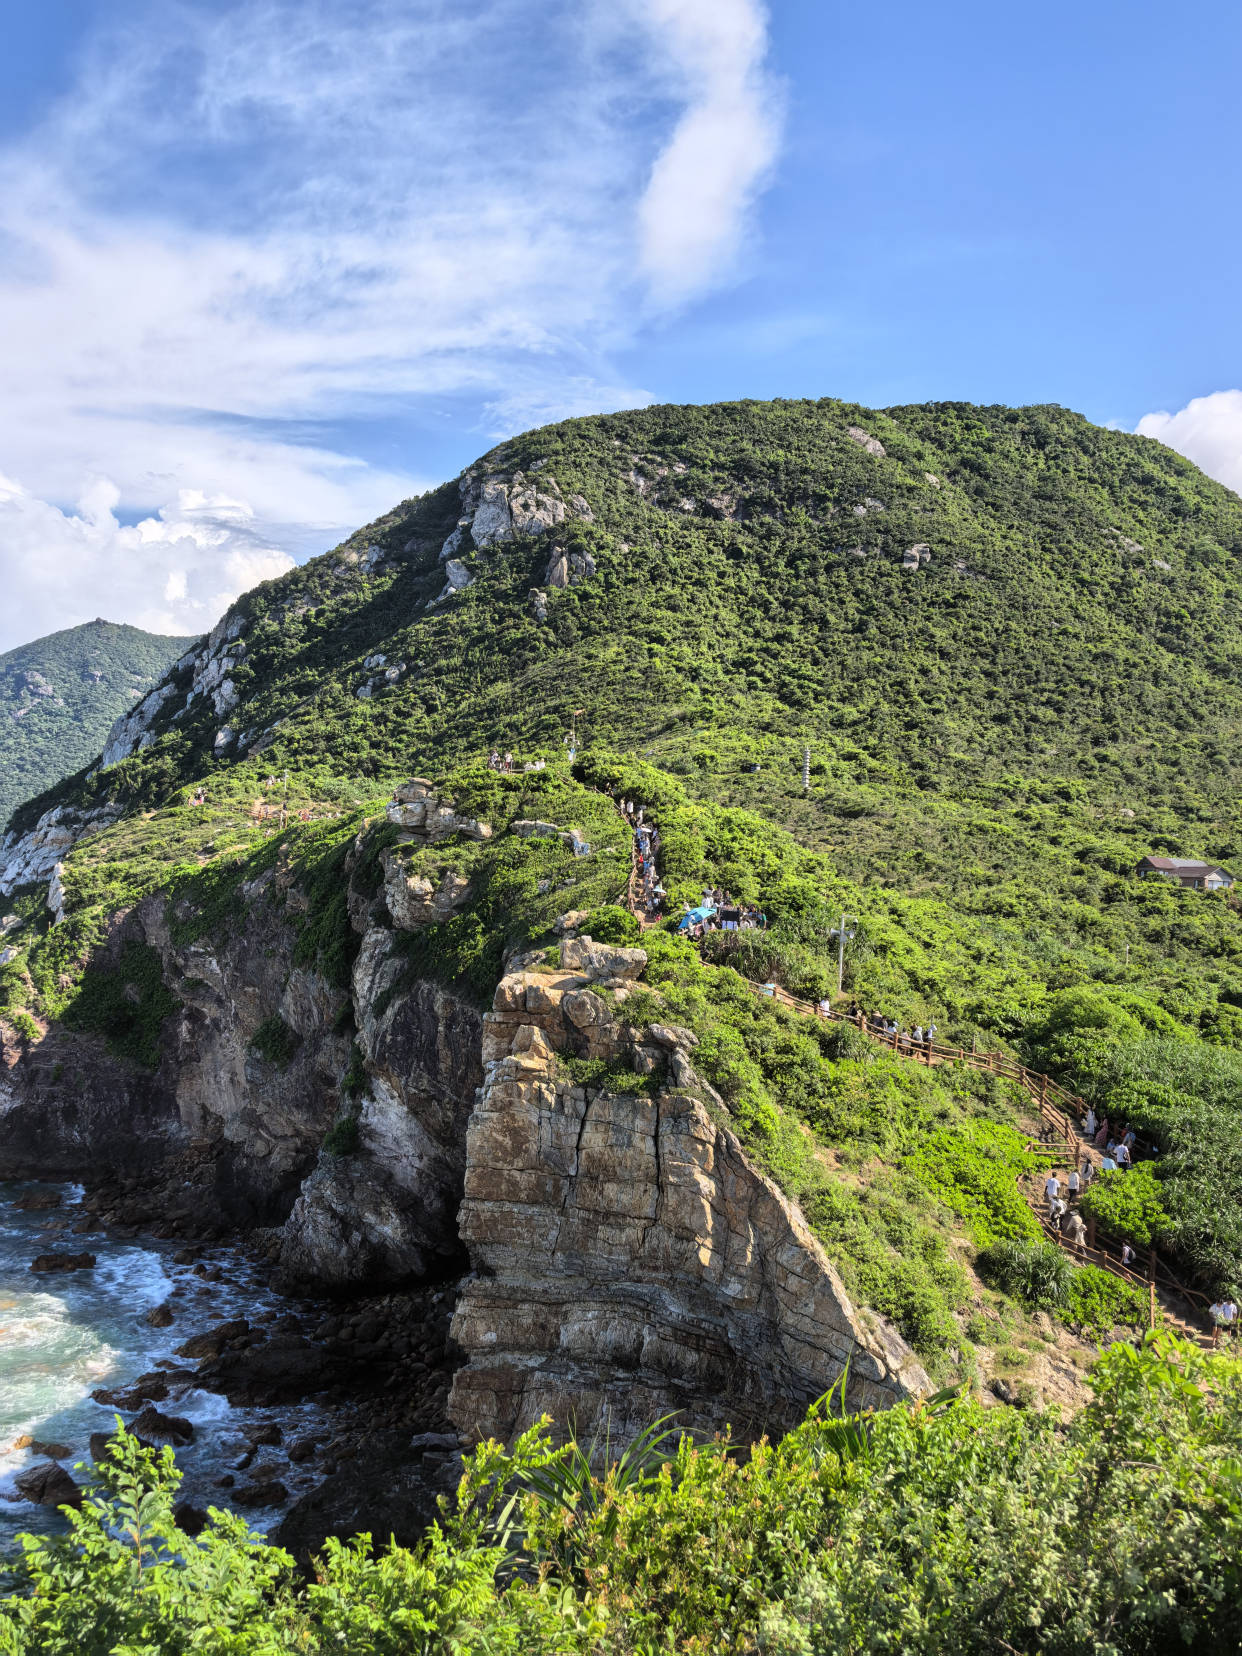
[0,1181,322,1542]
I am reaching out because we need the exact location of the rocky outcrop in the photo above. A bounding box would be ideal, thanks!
[846,425,886,458]
[449,943,929,1448]
[445,468,593,558]
[0,804,123,897]
[278,964,482,1289]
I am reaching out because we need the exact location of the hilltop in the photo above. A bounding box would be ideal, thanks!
[0,619,194,827]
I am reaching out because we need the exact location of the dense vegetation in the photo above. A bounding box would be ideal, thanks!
[0,620,192,827]
[3,1336,1240,1654]
[4,397,1242,1331]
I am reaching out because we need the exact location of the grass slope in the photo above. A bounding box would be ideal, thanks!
[0,620,194,828]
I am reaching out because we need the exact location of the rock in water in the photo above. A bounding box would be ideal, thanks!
[129,1405,195,1445]
[15,1462,82,1509]
[30,1251,96,1273]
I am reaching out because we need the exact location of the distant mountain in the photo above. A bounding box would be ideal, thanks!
[0,619,196,827]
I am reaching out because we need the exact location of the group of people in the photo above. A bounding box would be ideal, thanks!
[1041,1168,1092,1255]
[623,800,666,918]
[690,887,768,934]
[856,1011,939,1052]
[488,749,515,773]
[1080,1107,1143,1171]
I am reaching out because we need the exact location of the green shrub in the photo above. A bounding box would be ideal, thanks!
[249,1013,301,1068]
[979,1237,1076,1309]
[1061,1265,1150,1339]
[906,1118,1044,1246]
[60,940,178,1069]
[323,1114,361,1157]
[582,904,639,946]
[1079,1162,1170,1247]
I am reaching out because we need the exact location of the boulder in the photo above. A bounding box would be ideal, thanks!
[846,425,886,458]
[15,1462,82,1509]
[175,1318,250,1362]
[14,1189,61,1211]
[558,936,647,981]
[12,1436,71,1459]
[92,1372,170,1408]
[233,1479,289,1508]
[30,1251,96,1273]
[392,780,435,804]
[145,1302,175,1329]
[130,1405,195,1446]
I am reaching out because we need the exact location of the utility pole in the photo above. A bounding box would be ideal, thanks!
[802,747,811,793]
[832,911,857,997]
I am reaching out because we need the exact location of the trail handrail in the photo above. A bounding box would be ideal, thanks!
[741,981,1212,1328]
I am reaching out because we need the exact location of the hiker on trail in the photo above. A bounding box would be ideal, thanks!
[489,749,500,770]
[1100,1151,1118,1174]
[1121,1242,1136,1269]
[761,979,777,998]
[1063,1211,1088,1258]
[913,1024,925,1047]
[899,1028,912,1054]
[1210,1297,1238,1347]
[926,1021,937,1046]
[1094,1119,1109,1149]
[1067,1167,1080,1201]
[1115,1140,1132,1170]
[1084,1107,1097,1139]
[1081,1156,1095,1188]
[818,996,832,1017]
[1044,1172,1061,1210]
[1049,1195,1067,1222]
[503,751,514,773]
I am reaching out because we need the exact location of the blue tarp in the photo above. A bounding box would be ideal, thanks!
[677,904,717,932]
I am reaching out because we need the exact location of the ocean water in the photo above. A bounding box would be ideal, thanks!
[0,1181,324,1544]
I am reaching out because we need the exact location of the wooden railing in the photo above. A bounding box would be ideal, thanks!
[742,980,1213,1337]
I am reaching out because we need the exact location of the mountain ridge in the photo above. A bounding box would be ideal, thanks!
[0,618,195,828]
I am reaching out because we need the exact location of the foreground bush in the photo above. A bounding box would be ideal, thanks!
[3,1336,1241,1653]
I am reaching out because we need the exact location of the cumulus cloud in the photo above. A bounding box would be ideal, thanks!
[0,0,783,649]
[0,474,296,644]
[1136,391,1242,497]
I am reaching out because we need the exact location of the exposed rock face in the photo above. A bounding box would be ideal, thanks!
[278,966,482,1289]
[449,944,929,1447]
[0,804,123,898]
[100,682,177,769]
[450,469,592,554]
[846,425,886,458]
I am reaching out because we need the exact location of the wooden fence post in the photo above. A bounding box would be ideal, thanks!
[1149,1248,1158,1331]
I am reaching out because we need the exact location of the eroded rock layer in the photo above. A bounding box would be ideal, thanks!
[449,944,929,1446]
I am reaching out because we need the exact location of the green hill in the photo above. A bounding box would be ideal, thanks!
[0,619,195,828]
[5,395,1242,1328]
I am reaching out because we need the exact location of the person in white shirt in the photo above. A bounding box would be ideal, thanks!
[1210,1298,1239,1347]
[1044,1173,1060,1209]
[1084,1108,1097,1140]
[1067,1168,1080,1200]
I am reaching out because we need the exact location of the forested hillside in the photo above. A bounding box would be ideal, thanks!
[0,620,193,826]
[5,395,1242,1355]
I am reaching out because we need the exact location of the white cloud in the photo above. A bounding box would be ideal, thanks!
[0,0,783,650]
[0,473,296,645]
[1136,391,1242,497]
[632,0,783,305]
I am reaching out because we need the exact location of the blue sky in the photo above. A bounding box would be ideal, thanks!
[0,0,1238,647]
